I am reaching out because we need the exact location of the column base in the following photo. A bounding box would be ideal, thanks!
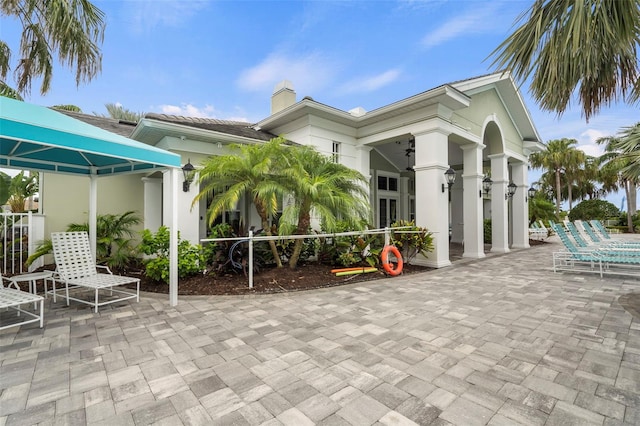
[490,247,510,254]
[462,252,486,259]
[511,243,530,249]
[411,256,452,269]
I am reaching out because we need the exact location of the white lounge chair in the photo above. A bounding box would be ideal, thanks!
[50,232,139,313]
[0,272,44,330]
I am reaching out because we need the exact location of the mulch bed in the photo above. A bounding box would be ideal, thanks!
[136,263,432,296]
[12,239,548,296]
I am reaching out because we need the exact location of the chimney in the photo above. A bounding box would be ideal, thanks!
[271,80,296,114]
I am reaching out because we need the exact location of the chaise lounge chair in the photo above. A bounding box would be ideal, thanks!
[49,232,139,313]
[0,272,44,330]
[551,224,640,277]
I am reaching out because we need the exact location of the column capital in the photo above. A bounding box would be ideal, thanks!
[460,142,486,151]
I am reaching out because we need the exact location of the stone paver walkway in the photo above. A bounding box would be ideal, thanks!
[1,237,640,425]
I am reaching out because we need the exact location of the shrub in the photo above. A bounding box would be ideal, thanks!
[390,220,433,263]
[139,226,204,283]
[317,220,382,267]
[568,199,619,221]
[484,219,492,244]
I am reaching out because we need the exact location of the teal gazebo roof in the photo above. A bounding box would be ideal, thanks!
[0,97,181,175]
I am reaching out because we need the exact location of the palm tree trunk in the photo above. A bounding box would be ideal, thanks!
[625,181,634,233]
[256,203,283,268]
[630,181,637,216]
[289,209,311,269]
[555,169,562,218]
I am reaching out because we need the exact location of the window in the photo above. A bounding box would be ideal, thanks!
[332,142,340,163]
[377,175,398,192]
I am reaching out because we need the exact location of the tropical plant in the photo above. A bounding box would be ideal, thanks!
[194,137,291,268]
[278,144,371,269]
[390,220,433,263]
[318,222,383,268]
[528,194,556,226]
[51,104,82,112]
[95,103,144,122]
[0,82,23,100]
[1,0,105,96]
[0,172,10,206]
[490,0,640,120]
[529,138,584,217]
[7,171,38,212]
[26,210,141,270]
[139,226,204,283]
[597,126,640,232]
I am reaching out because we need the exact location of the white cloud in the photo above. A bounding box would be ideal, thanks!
[237,52,339,95]
[340,69,402,94]
[421,3,502,49]
[157,103,217,118]
[155,103,249,122]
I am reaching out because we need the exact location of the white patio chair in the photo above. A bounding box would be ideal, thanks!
[0,272,44,330]
[50,232,139,313]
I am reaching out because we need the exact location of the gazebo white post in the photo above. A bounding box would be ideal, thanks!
[169,167,179,307]
[89,172,98,262]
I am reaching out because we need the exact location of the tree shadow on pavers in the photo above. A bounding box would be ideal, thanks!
[619,293,640,320]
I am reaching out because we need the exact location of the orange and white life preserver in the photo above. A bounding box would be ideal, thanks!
[381,245,403,276]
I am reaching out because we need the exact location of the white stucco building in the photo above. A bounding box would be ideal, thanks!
[42,71,543,268]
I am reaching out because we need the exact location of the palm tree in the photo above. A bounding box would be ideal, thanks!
[26,211,141,269]
[52,104,82,112]
[562,148,587,210]
[194,138,290,268]
[279,145,371,269]
[7,171,38,212]
[529,138,582,217]
[602,122,640,231]
[95,103,144,122]
[0,0,105,96]
[490,0,640,120]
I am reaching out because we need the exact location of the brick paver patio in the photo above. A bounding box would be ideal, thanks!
[1,236,639,425]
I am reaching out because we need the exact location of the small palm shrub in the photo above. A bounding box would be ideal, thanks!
[27,211,141,271]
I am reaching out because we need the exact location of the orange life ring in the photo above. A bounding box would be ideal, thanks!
[381,245,403,276]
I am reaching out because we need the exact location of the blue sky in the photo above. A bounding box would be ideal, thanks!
[2,0,638,209]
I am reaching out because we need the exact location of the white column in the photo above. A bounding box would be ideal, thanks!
[169,168,178,307]
[450,170,463,244]
[163,169,200,246]
[489,153,510,253]
[511,162,529,249]
[142,177,163,233]
[461,143,486,258]
[355,145,372,181]
[413,129,451,268]
[400,176,410,221]
[89,173,98,262]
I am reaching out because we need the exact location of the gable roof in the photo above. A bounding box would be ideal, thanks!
[143,114,276,141]
[56,110,137,138]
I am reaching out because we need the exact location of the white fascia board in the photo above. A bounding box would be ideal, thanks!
[457,75,543,144]
[257,85,471,131]
[133,118,267,146]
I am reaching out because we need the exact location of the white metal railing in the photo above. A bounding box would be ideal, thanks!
[201,226,428,288]
[1,212,32,275]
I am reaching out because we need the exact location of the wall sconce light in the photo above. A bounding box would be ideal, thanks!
[527,187,536,202]
[482,176,493,197]
[442,167,456,193]
[182,159,195,192]
[506,181,517,200]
